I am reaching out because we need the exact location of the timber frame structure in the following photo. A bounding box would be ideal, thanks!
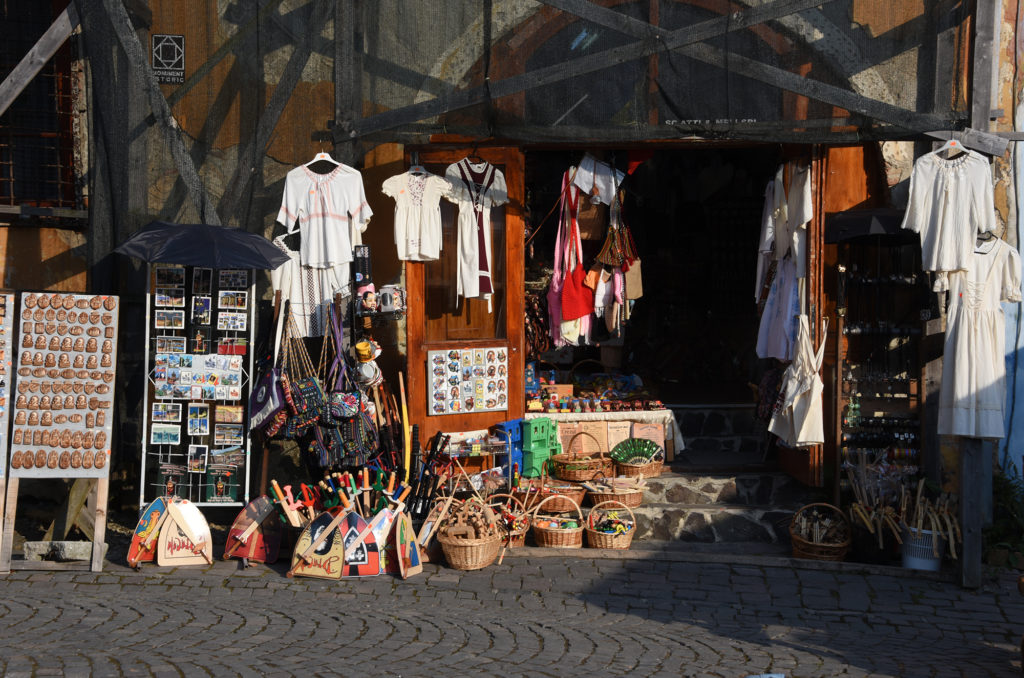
[1,1,1021,588]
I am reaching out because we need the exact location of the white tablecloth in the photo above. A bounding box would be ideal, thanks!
[524,410,684,460]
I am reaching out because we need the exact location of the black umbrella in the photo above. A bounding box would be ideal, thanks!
[114,221,290,269]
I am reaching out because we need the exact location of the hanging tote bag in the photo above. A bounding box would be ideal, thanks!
[560,183,595,321]
[546,170,574,347]
[249,302,288,432]
[769,316,828,447]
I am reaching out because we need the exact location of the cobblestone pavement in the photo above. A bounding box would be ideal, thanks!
[0,549,1021,677]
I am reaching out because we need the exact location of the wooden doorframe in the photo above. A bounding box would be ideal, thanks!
[405,146,526,444]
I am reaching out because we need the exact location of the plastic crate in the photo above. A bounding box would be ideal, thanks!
[494,419,524,474]
[523,417,551,449]
[522,444,552,478]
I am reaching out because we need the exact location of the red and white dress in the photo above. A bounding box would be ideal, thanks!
[445,159,508,306]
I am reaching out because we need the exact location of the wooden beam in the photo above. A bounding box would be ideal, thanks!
[970,0,998,131]
[0,4,79,118]
[541,0,953,132]
[100,0,221,224]
[924,128,1008,157]
[90,478,109,572]
[218,0,335,224]
[338,0,837,141]
[42,479,96,542]
[335,0,363,165]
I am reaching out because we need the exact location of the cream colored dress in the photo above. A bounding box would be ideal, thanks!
[938,238,1022,438]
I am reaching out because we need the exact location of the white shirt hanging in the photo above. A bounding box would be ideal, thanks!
[900,149,996,281]
[276,164,373,269]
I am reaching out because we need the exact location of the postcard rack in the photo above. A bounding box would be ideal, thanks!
[137,264,255,509]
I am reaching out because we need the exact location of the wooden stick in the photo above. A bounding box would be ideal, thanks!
[399,372,411,483]
[271,479,302,527]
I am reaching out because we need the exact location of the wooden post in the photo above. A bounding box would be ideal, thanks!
[960,437,983,588]
[90,478,109,573]
[0,478,19,573]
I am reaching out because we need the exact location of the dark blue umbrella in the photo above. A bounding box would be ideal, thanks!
[114,221,290,269]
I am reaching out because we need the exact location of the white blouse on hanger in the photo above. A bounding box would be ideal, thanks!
[276,164,373,269]
[382,170,452,261]
[900,149,996,282]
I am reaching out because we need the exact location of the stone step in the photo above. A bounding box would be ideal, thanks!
[618,471,827,545]
[643,471,823,507]
[631,503,795,544]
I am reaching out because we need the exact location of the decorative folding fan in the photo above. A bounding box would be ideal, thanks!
[610,438,664,464]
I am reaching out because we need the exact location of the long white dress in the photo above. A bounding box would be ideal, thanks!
[900,150,996,287]
[938,238,1022,438]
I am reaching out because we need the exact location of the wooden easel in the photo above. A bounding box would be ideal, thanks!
[0,476,109,573]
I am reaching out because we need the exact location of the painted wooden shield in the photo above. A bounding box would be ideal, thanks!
[157,500,213,566]
[416,499,448,564]
[223,495,282,563]
[290,509,346,580]
[127,496,168,568]
[372,507,398,575]
[340,510,380,578]
[396,511,422,579]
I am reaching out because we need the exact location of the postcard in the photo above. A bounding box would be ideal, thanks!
[187,444,208,474]
[152,402,182,423]
[150,423,181,446]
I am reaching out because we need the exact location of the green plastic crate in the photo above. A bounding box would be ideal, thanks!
[522,444,552,478]
[523,417,551,449]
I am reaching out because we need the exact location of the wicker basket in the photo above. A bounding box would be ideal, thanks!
[437,531,503,570]
[611,438,665,478]
[488,493,530,548]
[512,464,586,513]
[583,473,644,508]
[549,432,615,482]
[585,500,636,550]
[789,503,851,562]
[530,495,584,548]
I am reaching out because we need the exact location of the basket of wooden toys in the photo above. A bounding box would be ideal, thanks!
[436,497,504,570]
[789,503,851,562]
[530,495,584,548]
[488,492,530,548]
[585,500,637,549]
[548,432,615,482]
[512,463,586,513]
[610,438,665,477]
[581,474,645,508]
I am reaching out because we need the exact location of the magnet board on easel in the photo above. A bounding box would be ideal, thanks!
[0,292,120,573]
[0,293,15,561]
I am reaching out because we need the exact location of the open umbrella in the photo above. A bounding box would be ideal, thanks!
[114,221,290,269]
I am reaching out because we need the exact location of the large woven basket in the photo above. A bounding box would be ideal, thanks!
[789,503,851,562]
[611,438,665,477]
[585,500,636,550]
[437,531,503,570]
[583,473,644,508]
[512,464,586,513]
[488,493,530,548]
[530,495,584,548]
[549,431,615,482]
